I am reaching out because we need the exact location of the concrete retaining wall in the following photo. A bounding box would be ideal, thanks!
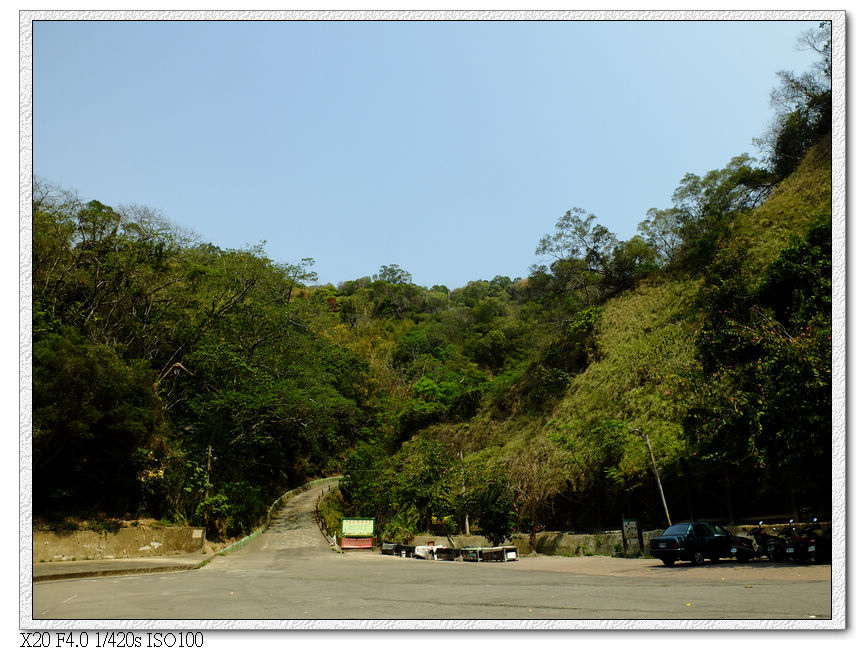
[509,530,665,557]
[412,523,831,557]
[33,527,206,562]
[407,534,490,548]
[406,531,665,557]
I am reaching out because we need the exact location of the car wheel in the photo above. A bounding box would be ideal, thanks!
[692,551,705,566]
[662,558,676,567]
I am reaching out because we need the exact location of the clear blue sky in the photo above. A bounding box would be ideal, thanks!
[33,18,822,290]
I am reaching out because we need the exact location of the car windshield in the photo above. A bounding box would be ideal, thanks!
[662,524,691,536]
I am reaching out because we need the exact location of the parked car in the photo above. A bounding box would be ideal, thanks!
[649,521,756,566]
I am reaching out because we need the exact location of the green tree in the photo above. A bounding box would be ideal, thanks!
[755,23,831,180]
[33,331,158,514]
[373,264,413,285]
[508,442,562,552]
[536,209,658,303]
[471,328,510,370]
[536,208,618,301]
[32,185,372,532]
[452,463,516,545]
[685,213,830,513]
[641,155,773,272]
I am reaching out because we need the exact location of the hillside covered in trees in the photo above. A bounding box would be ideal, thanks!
[31,27,833,543]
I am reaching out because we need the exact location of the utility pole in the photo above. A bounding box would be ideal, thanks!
[632,429,671,527]
[460,449,470,536]
[204,444,212,501]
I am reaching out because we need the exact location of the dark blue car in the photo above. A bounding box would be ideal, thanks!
[649,521,755,566]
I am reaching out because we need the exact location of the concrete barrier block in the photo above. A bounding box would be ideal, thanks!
[33,527,206,562]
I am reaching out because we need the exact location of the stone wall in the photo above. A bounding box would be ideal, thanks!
[411,523,830,558]
[33,527,206,562]
[406,530,665,557]
[407,534,490,548]
[508,530,666,557]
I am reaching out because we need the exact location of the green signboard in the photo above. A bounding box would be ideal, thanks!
[341,517,375,537]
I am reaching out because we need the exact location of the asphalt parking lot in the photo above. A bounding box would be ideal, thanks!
[31,550,833,623]
[28,480,835,626]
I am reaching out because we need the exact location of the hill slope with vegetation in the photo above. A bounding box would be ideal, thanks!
[335,129,831,544]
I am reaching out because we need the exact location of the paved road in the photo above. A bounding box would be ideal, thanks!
[31,479,832,623]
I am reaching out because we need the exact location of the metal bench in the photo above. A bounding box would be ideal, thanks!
[435,547,458,561]
[459,546,519,562]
